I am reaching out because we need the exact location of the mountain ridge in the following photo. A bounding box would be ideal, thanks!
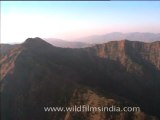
[1,38,160,120]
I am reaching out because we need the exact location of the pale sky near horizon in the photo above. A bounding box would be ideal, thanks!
[1,1,160,43]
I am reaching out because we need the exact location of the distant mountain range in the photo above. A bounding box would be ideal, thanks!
[44,32,160,47]
[45,38,90,48]
[76,32,160,44]
[0,37,160,120]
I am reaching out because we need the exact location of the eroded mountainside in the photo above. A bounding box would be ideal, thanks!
[92,40,160,70]
[0,38,160,120]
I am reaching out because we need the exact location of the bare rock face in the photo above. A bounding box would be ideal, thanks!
[0,38,160,120]
[93,40,160,71]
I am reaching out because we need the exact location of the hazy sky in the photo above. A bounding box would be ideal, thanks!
[1,1,160,43]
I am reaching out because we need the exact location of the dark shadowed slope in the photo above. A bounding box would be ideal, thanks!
[1,37,160,120]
